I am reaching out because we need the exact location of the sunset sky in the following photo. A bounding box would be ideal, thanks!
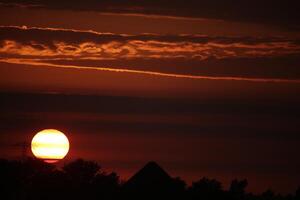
[0,0,300,194]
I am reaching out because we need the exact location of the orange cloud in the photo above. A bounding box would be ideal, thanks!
[1,38,299,60]
[1,26,300,82]
[0,26,299,59]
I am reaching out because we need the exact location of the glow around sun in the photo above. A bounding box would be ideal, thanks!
[31,129,70,163]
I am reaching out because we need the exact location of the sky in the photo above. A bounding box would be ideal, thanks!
[0,0,300,194]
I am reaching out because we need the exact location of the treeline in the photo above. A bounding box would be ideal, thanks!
[0,158,299,200]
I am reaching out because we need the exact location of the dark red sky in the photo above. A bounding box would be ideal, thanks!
[0,0,300,194]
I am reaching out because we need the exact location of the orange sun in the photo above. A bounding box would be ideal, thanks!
[31,129,70,163]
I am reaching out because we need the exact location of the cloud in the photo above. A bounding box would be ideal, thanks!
[0,0,299,29]
[1,26,299,61]
[2,58,300,83]
[1,26,300,82]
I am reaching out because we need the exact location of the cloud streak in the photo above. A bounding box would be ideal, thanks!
[0,0,299,29]
[2,58,300,83]
[1,26,300,82]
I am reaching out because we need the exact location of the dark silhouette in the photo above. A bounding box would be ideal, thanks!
[188,177,223,200]
[229,179,248,200]
[296,187,300,200]
[0,158,299,200]
[123,161,185,199]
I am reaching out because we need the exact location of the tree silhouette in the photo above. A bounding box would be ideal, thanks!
[171,177,186,193]
[0,158,299,200]
[261,189,275,200]
[63,159,101,184]
[0,158,55,200]
[62,159,103,199]
[28,169,69,200]
[229,179,248,200]
[92,172,120,199]
[188,177,223,200]
[296,187,300,200]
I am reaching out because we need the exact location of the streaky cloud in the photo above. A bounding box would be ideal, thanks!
[0,0,299,30]
[1,26,300,61]
[1,58,300,84]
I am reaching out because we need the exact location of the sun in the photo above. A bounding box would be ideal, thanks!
[31,129,70,163]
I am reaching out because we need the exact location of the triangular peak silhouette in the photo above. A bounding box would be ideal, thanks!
[123,161,174,195]
[126,161,171,185]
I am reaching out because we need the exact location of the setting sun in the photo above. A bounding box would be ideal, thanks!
[31,129,70,163]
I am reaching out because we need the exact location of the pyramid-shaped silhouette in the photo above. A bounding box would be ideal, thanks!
[123,161,173,193]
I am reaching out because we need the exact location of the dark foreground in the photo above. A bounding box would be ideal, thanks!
[1,158,299,200]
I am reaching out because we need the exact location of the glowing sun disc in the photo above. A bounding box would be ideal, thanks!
[31,129,70,162]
